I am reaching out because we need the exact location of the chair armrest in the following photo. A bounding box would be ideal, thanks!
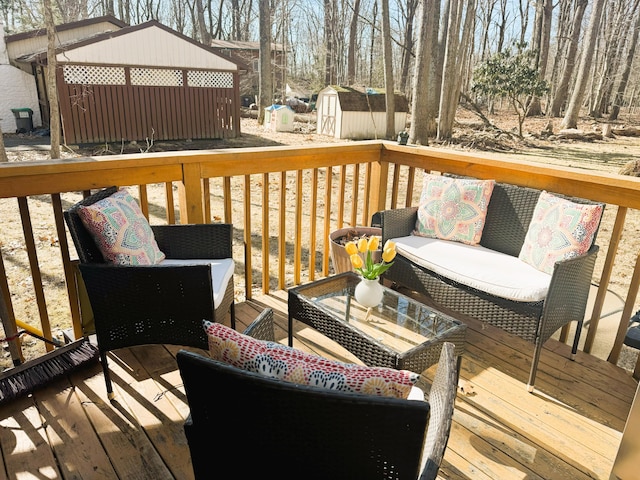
[242,308,275,342]
[378,207,419,243]
[538,245,599,344]
[152,224,233,259]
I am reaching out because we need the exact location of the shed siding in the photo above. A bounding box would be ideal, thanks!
[58,27,238,70]
[339,112,406,139]
[6,21,121,63]
[57,66,239,143]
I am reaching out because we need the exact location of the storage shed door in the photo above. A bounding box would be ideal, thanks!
[318,93,337,137]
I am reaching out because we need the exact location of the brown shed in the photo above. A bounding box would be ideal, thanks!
[11,18,241,144]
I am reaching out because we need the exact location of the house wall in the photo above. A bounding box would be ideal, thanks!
[0,23,42,132]
[0,65,42,133]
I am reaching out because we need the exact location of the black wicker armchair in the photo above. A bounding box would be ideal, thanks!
[64,186,235,399]
[178,325,458,480]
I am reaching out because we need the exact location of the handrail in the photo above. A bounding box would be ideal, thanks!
[0,140,638,371]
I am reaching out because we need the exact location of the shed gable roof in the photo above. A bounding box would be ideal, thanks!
[323,86,409,112]
[57,21,239,70]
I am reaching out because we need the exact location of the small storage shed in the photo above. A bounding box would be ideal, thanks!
[316,86,408,140]
[264,104,294,132]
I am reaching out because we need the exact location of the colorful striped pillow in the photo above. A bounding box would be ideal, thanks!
[203,320,418,399]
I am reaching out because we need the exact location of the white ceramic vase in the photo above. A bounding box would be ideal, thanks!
[354,277,384,308]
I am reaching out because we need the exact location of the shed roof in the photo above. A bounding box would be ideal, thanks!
[322,86,409,112]
[15,20,241,71]
[4,15,126,42]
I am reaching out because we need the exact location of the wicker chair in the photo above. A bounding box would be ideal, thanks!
[378,178,604,392]
[64,186,235,399]
[178,320,458,480]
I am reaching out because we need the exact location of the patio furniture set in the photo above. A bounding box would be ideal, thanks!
[60,173,604,477]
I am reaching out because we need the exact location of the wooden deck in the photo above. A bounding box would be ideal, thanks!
[0,289,635,480]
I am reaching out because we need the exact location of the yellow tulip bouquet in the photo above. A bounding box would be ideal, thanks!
[345,236,397,280]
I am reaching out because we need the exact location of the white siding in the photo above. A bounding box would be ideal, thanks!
[0,64,42,132]
[7,21,121,62]
[337,112,407,140]
[58,26,237,70]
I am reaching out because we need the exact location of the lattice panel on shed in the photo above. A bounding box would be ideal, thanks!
[187,71,233,88]
[63,65,126,85]
[130,68,183,86]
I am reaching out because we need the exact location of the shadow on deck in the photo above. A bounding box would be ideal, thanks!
[0,289,634,479]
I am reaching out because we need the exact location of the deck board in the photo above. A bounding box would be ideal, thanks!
[0,289,634,480]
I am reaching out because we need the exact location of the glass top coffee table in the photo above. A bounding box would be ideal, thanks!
[288,272,466,373]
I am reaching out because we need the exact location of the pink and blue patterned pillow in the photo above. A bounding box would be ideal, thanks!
[518,191,603,274]
[203,320,418,399]
[414,174,495,245]
[77,188,166,265]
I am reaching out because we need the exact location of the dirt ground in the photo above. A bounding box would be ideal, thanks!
[3,108,640,371]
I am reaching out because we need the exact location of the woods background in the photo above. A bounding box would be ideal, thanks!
[2,0,639,147]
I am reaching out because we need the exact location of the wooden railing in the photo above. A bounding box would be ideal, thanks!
[1,141,639,372]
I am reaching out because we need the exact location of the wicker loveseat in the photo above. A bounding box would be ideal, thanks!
[377,176,605,392]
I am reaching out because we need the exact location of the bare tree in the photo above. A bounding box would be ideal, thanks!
[550,0,587,117]
[258,0,272,125]
[194,0,211,44]
[410,0,438,145]
[610,3,640,120]
[526,0,552,116]
[438,0,476,140]
[324,0,335,85]
[398,0,418,95]
[381,0,395,139]
[44,0,60,159]
[562,0,605,129]
[347,0,361,85]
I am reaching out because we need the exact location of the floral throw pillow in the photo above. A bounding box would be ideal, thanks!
[518,191,604,274]
[414,174,495,245]
[203,320,418,399]
[77,189,166,265]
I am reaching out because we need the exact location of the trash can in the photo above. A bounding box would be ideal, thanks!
[11,108,33,133]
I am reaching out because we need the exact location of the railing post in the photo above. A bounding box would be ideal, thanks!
[179,163,205,224]
[368,152,389,225]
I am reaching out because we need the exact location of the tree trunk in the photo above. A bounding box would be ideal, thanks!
[399,0,418,95]
[410,0,437,145]
[381,0,395,139]
[527,0,552,116]
[324,0,334,85]
[550,0,587,117]
[347,0,361,85]
[561,0,605,130]
[438,0,475,140]
[609,3,640,120]
[195,0,211,44]
[44,0,60,159]
[258,0,273,126]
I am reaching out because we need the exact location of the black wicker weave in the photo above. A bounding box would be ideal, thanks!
[288,272,466,374]
[178,326,458,480]
[64,186,235,399]
[378,179,604,392]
